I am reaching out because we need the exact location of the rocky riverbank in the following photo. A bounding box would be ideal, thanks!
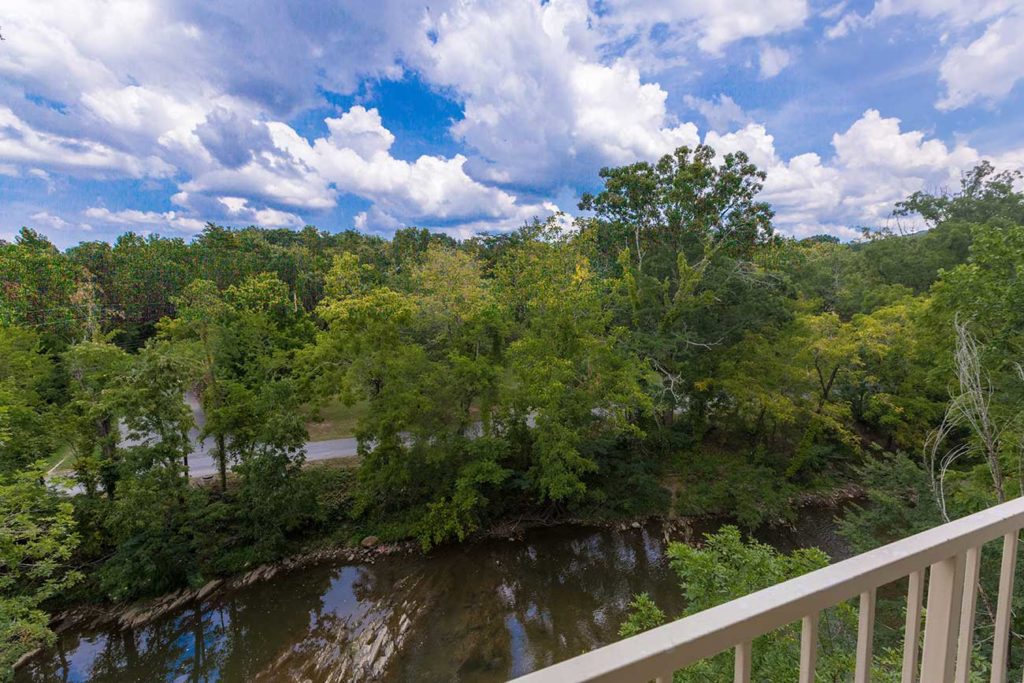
[18,484,862,677]
[39,541,417,644]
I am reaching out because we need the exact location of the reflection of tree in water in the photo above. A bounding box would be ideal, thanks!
[257,561,437,681]
[389,524,685,683]
[211,568,337,681]
[19,526,683,683]
[16,563,340,683]
[17,518,843,683]
[19,611,199,683]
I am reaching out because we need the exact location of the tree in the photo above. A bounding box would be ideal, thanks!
[62,340,130,498]
[495,221,649,503]
[580,145,774,274]
[620,526,854,682]
[580,146,784,433]
[0,326,58,474]
[313,246,510,546]
[162,280,232,490]
[159,271,315,495]
[1,465,81,677]
[104,232,193,349]
[0,229,85,348]
[894,162,1024,228]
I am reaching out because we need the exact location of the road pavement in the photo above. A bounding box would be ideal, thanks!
[128,394,360,479]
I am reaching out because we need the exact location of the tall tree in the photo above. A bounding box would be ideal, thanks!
[0,465,81,677]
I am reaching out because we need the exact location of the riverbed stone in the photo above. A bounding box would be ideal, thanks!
[361,535,380,548]
[197,578,223,601]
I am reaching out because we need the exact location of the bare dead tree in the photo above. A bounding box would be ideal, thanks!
[923,321,1024,631]
[925,321,1009,517]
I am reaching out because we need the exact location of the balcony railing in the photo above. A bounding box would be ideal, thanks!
[512,496,1024,683]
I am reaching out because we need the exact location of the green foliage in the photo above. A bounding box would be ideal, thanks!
[4,150,1024,675]
[676,451,799,528]
[1,465,80,677]
[0,326,58,473]
[0,229,85,348]
[62,340,130,498]
[618,593,666,637]
[839,452,942,554]
[620,527,855,682]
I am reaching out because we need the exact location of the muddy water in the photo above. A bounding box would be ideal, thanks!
[17,509,850,683]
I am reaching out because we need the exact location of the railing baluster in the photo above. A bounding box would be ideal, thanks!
[921,553,967,683]
[902,569,924,683]
[955,546,982,683]
[990,531,1019,683]
[734,641,751,683]
[855,589,876,683]
[800,612,818,683]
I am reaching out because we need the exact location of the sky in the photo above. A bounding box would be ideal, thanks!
[1,0,1023,248]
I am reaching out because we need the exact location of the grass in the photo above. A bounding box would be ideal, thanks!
[305,398,368,441]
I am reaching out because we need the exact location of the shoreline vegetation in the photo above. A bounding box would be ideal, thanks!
[5,145,1024,679]
[16,480,865,672]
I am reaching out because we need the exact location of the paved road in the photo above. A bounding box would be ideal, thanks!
[130,394,359,479]
[186,435,359,478]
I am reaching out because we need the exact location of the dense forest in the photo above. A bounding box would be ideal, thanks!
[3,146,1024,678]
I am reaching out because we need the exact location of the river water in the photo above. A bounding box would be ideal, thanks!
[17,509,850,683]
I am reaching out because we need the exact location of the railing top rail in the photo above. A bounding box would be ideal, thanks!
[512,496,1024,683]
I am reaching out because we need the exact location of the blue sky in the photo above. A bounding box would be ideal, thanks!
[2,0,1023,248]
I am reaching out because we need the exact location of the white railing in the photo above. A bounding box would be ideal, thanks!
[512,496,1024,683]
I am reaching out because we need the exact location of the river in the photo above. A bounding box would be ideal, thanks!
[16,508,850,682]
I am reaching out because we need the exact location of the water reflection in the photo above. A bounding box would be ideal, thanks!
[18,511,848,683]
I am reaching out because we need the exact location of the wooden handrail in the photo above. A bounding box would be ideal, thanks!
[512,496,1024,683]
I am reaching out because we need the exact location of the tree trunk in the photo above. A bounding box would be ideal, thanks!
[97,415,119,499]
[217,432,228,492]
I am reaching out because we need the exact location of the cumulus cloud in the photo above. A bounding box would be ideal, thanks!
[758,45,793,79]
[683,94,749,133]
[84,207,206,233]
[1,0,582,236]
[417,0,700,186]
[0,107,173,178]
[2,0,1022,243]
[937,10,1024,110]
[30,211,92,233]
[192,107,275,169]
[184,106,553,229]
[600,0,809,55]
[217,197,305,228]
[827,1,1023,110]
[704,109,1015,236]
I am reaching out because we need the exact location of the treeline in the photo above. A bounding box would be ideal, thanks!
[2,147,1024,675]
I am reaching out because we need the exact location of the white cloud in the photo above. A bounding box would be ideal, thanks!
[683,94,749,132]
[703,110,1022,236]
[828,0,1013,37]
[937,10,1024,110]
[84,207,206,233]
[185,106,552,230]
[30,211,92,233]
[827,1,1023,110]
[600,0,809,55]
[0,0,439,116]
[417,0,700,186]
[868,0,1013,26]
[2,1,585,235]
[759,45,793,78]
[0,107,173,177]
[831,109,978,174]
[218,197,305,228]
[3,0,1021,244]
